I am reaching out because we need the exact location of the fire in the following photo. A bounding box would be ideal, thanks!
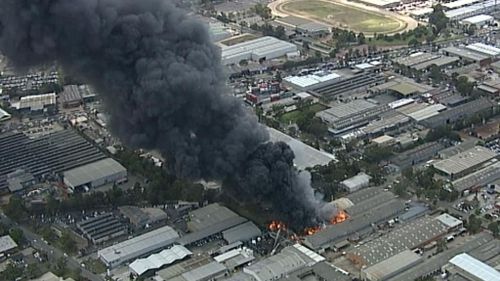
[268,220,287,232]
[304,226,322,236]
[330,210,349,224]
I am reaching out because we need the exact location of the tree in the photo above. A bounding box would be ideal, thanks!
[436,238,447,253]
[3,195,27,221]
[488,221,499,237]
[9,228,24,244]
[394,182,407,197]
[468,214,482,234]
[357,32,366,45]
[429,64,442,84]
[455,76,474,96]
[60,231,77,254]
[467,24,477,36]
[408,38,420,48]
[254,3,272,20]
[428,4,449,35]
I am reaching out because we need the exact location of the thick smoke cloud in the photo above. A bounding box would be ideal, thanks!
[0,0,332,228]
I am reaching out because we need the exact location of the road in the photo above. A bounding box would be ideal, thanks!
[0,213,104,281]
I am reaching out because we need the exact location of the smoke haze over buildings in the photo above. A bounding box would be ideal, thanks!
[0,0,333,228]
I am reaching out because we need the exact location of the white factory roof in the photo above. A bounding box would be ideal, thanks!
[436,213,462,229]
[129,245,192,276]
[433,146,497,176]
[409,7,434,16]
[443,0,481,9]
[388,98,414,109]
[221,36,296,64]
[292,244,326,263]
[0,235,17,253]
[407,103,447,121]
[372,135,395,145]
[341,172,372,191]
[449,253,500,281]
[0,107,11,121]
[354,63,374,70]
[98,225,179,266]
[17,92,56,111]
[64,158,126,187]
[284,71,341,89]
[267,127,335,169]
[446,0,499,19]
[466,43,500,57]
[362,250,422,280]
[461,14,494,24]
[182,261,227,281]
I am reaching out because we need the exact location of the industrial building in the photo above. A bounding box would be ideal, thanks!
[386,232,494,281]
[6,169,35,193]
[59,85,84,108]
[452,162,500,194]
[361,250,422,281]
[177,204,248,247]
[310,72,385,100]
[443,0,482,10]
[274,16,330,37]
[393,52,459,71]
[0,235,18,255]
[340,172,372,193]
[432,146,497,179]
[283,71,341,91]
[0,107,11,122]
[241,244,325,281]
[445,0,500,20]
[267,127,335,169]
[220,36,297,65]
[118,206,168,229]
[371,78,434,98]
[360,111,411,136]
[304,188,405,252]
[461,14,494,26]
[441,46,490,63]
[355,0,401,8]
[421,98,495,129]
[214,247,255,271]
[14,93,57,115]
[98,225,180,268]
[76,213,127,244]
[177,261,227,281]
[0,129,107,194]
[444,253,500,281]
[129,245,192,276]
[390,141,445,169]
[276,261,350,281]
[222,221,261,244]
[63,158,127,192]
[316,100,378,125]
[465,43,500,58]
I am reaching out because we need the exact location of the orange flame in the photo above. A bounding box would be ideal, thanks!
[330,210,349,224]
[304,225,322,236]
[268,220,287,232]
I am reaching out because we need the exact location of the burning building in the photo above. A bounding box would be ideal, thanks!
[0,0,334,229]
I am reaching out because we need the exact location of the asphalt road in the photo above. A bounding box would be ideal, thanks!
[0,213,104,281]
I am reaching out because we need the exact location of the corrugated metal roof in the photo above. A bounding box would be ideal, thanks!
[449,253,500,281]
[433,146,497,176]
[0,235,17,253]
[362,250,422,280]
[181,261,226,281]
[222,221,261,244]
[64,158,126,187]
[129,245,192,276]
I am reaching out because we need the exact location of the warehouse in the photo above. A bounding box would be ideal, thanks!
[371,78,434,98]
[156,255,213,281]
[441,46,489,63]
[222,221,261,244]
[220,36,297,65]
[274,16,330,37]
[304,189,405,252]
[443,0,481,10]
[77,213,127,244]
[461,14,494,26]
[355,0,401,8]
[129,245,192,276]
[340,172,372,193]
[179,261,227,281]
[0,130,107,194]
[311,72,385,99]
[0,107,11,122]
[432,146,497,179]
[283,71,341,91]
[451,162,500,194]
[406,104,447,122]
[361,111,411,136]
[15,93,57,115]
[349,216,451,266]
[214,247,255,270]
[0,235,17,255]
[421,98,495,129]
[98,225,180,268]
[277,261,350,281]
[445,253,500,281]
[361,250,422,281]
[445,0,500,21]
[177,204,248,246]
[268,127,335,169]
[390,141,445,169]
[59,85,83,108]
[118,206,168,229]
[63,158,127,192]
[242,244,325,281]
[465,43,500,58]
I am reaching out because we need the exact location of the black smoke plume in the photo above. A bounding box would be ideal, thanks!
[0,0,332,228]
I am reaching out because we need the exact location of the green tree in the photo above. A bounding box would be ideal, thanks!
[357,32,366,45]
[0,264,23,280]
[60,231,77,254]
[394,182,407,197]
[468,214,482,234]
[9,228,24,244]
[488,221,499,237]
[455,76,474,96]
[429,64,442,84]
[428,4,449,35]
[408,38,420,48]
[467,24,477,36]
[3,195,27,221]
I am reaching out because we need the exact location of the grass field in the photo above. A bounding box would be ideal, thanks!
[220,34,258,46]
[282,0,404,34]
[279,103,327,124]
